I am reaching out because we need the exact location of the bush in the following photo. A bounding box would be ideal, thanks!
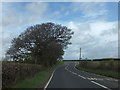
[79,60,120,72]
[2,61,43,88]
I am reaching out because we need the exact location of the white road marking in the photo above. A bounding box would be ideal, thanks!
[65,63,106,81]
[78,75,86,79]
[93,78,97,80]
[90,78,94,80]
[65,64,77,75]
[87,78,91,80]
[79,69,118,82]
[87,77,103,81]
[65,64,69,71]
[74,65,80,71]
[72,72,77,75]
[44,69,56,89]
[93,78,96,80]
[73,63,114,82]
[45,63,115,90]
[69,70,72,73]
[91,81,111,90]
[71,71,74,74]
[74,66,79,71]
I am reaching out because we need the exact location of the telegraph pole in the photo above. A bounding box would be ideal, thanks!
[79,48,81,60]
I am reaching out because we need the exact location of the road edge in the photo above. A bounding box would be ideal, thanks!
[44,68,56,90]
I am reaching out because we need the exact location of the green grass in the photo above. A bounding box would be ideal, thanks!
[14,61,64,88]
[76,65,120,79]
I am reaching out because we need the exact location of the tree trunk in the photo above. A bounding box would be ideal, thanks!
[35,55,37,64]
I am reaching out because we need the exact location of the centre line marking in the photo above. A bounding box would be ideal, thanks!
[72,72,77,75]
[91,81,111,90]
[78,75,86,79]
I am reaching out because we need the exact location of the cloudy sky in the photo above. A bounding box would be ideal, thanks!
[1,1,118,60]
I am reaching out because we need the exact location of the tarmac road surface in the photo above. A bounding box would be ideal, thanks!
[46,62,119,89]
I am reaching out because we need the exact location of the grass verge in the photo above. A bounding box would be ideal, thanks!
[14,61,64,88]
[76,65,120,79]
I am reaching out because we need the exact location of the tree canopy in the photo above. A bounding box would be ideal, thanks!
[6,22,74,66]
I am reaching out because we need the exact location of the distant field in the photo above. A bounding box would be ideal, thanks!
[76,60,120,79]
[63,58,120,61]
[63,60,80,62]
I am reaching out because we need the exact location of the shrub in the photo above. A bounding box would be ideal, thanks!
[2,61,43,88]
[79,60,120,72]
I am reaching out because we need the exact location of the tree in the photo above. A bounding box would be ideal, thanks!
[6,22,74,66]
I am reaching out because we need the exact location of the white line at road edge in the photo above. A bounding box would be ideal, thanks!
[44,69,56,90]
[74,63,80,71]
[91,81,111,90]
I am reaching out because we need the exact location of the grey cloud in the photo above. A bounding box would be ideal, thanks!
[63,21,118,60]
[64,45,80,60]
[85,40,118,59]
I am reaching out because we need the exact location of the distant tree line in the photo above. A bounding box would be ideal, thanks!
[6,22,74,66]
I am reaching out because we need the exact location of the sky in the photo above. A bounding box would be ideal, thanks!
[1,1,119,60]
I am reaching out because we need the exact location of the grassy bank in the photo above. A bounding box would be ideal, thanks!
[14,61,64,88]
[76,61,120,79]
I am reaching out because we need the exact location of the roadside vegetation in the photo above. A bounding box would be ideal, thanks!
[2,61,42,88]
[14,61,63,88]
[76,60,120,79]
[2,61,63,88]
[2,22,73,88]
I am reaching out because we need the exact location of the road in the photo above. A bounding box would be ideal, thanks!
[46,62,119,89]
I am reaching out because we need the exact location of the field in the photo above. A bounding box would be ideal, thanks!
[76,60,120,79]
